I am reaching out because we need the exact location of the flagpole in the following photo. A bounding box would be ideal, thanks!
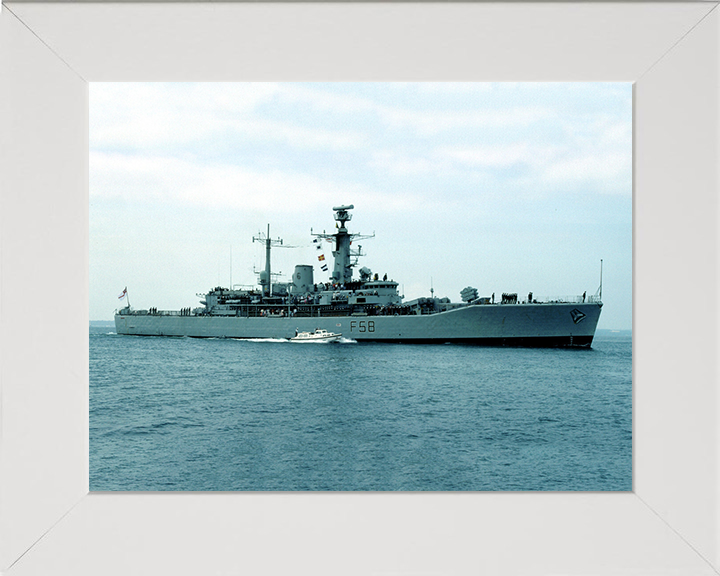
[125,287,130,309]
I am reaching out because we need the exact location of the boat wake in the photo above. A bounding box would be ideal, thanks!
[240,338,289,343]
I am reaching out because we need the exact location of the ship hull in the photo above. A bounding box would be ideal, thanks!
[115,302,602,347]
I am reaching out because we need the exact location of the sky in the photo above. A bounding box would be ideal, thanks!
[90,82,632,329]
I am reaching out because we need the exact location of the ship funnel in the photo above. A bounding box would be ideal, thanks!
[292,265,314,294]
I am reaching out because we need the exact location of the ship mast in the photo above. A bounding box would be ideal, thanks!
[312,205,373,285]
[253,224,283,298]
[331,205,353,284]
[593,258,603,302]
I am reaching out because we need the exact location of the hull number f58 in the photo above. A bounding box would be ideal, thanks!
[350,320,375,332]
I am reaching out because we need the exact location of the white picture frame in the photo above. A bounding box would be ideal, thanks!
[1,2,718,574]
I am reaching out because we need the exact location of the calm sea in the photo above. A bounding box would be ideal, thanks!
[90,327,632,491]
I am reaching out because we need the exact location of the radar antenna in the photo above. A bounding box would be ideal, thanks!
[333,204,354,228]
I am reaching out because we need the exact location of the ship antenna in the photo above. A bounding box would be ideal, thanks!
[430,276,434,298]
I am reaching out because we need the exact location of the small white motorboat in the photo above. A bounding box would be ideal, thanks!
[290,328,342,342]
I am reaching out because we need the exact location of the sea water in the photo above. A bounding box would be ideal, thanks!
[90,327,632,491]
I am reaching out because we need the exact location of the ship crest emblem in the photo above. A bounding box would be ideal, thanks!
[570,309,587,324]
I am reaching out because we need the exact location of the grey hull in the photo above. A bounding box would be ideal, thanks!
[115,302,602,347]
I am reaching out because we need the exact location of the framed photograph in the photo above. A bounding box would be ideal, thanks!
[1,2,718,574]
[89,80,632,494]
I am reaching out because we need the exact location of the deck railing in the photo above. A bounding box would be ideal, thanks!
[487,295,601,305]
[535,295,600,304]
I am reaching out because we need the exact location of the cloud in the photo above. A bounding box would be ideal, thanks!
[232,118,367,150]
[369,150,447,176]
[237,83,552,139]
[367,111,630,196]
[90,151,420,214]
[90,83,631,207]
[273,83,378,115]
[91,83,281,147]
[377,106,554,136]
[541,151,631,188]
[91,83,367,152]
[435,143,547,168]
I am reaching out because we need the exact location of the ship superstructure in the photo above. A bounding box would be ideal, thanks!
[115,205,603,346]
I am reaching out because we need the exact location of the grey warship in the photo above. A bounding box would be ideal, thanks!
[115,205,603,346]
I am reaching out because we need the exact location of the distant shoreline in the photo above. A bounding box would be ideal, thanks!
[595,328,632,338]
